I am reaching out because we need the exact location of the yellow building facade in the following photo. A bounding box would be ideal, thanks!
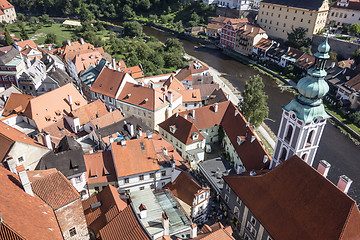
[257,0,329,40]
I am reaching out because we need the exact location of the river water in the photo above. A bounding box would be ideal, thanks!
[143,26,360,204]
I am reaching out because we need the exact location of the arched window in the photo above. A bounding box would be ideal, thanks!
[280,148,287,161]
[285,125,293,142]
[306,130,314,146]
[234,206,240,218]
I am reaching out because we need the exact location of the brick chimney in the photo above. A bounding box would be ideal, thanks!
[16,165,34,196]
[190,223,197,238]
[337,175,352,194]
[214,103,218,113]
[67,40,71,46]
[317,160,331,178]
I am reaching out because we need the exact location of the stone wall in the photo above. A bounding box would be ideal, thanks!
[312,35,360,59]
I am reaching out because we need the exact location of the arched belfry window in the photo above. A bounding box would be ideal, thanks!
[306,130,314,146]
[280,147,287,161]
[285,125,293,142]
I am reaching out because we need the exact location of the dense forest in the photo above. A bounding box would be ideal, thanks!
[9,0,215,27]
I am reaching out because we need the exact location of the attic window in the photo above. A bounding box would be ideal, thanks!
[192,132,199,141]
[140,142,145,150]
[45,115,51,121]
[99,84,103,87]
[75,101,80,106]
[89,168,97,178]
[55,110,61,116]
[169,125,176,134]
[237,136,246,145]
[110,87,113,90]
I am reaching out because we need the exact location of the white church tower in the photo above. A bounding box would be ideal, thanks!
[270,37,331,169]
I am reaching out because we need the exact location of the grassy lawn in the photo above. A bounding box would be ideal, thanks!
[325,104,360,135]
[7,22,113,46]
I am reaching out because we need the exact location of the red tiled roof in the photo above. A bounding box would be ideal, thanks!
[237,24,266,38]
[117,82,182,111]
[193,222,235,239]
[179,88,201,103]
[72,51,103,74]
[164,170,203,206]
[99,205,150,240]
[0,0,13,10]
[223,155,360,240]
[345,73,360,92]
[2,93,33,117]
[69,99,109,125]
[30,170,80,210]
[90,68,127,99]
[22,83,87,131]
[84,150,117,184]
[0,221,25,240]
[82,185,127,238]
[285,47,305,60]
[16,40,38,49]
[90,109,124,129]
[175,61,209,82]
[0,166,63,240]
[253,38,273,50]
[295,53,316,69]
[52,39,104,61]
[163,75,186,91]
[121,65,144,79]
[158,114,205,145]
[0,121,46,161]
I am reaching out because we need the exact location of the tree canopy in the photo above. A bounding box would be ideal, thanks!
[287,27,311,49]
[239,75,269,127]
[4,27,12,46]
[349,23,360,36]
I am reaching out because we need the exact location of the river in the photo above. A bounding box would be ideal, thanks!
[142,26,360,204]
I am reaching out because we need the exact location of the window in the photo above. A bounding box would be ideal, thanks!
[224,194,229,203]
[150,184,155,189]
[29,86,33,90]
[285,15,287,19]
[284,23,286,27]
[293,17,296,20]
[95,187,99,191]
[285,125,293,142]
[250,216,256,225]
[69,227,77,237]
[234,206,240,218]
[236,196,241,205]
[280,148,287,161]
[308,20,311,24]
[75,176,82,183]
[226,183,231,193]
[18,156,24,163]
[267,237,274,240]
[300,18,303,22]
[124,178,129,183]
[139,175,144,180]
[161,170,166,177]
[140,186,145,190]
[306,130,314,146]
[150,173,155,178]
[161,182,165,186]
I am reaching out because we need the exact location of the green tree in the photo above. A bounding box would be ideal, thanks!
[329,51,337,60]
[80,5,95,23]
[45,33,57,44]
[353,48,360,64]
[349,23,360,36]
[342,24,351,34]
[17,13,26,21]
[123,21,143,37]
[19,22,28,40]
[287,27,311,49]
[349,111,360,124]
[239,75,269,127]
[122,5,135,20]
[4,27,12,46]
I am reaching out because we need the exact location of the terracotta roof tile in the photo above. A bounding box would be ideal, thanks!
[0,0,13,9]
[0,221,25,240]
[84,150,117,184]
[237,24,265,38]
[0,166,63,240]
[223,155,360,240]
[69,99,109,125]
[345,73,360,92]
[15,40,37,49]
[90,109,124,129]
[163,75,186,91]
[253,38,273,50]
[164,170,203,206]
[72,51,103,74]
[207,23,222,30]
[295,53,316,70]
[175,61,209,82]
[179,89,201,102]
[194,223,235,239]
[52,39,104,61]
[0,121,46,161]
[90,68,127,99]
[2,93,33,117]
[22,83,87,131]
[121,65,144,79]
[82,185,127,238]
[99,205,150,240]
[30,170,80,210]
[117,83,182,111]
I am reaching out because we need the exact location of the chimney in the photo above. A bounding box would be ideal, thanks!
[184,114,188,119]
[251,27,253,33]
[164,85,168,91]
[163,148,168,156]
[235,110,239,116]
[317,160,331,178]
[214,103,218,113]
[337,175,352,193]
[263,155,268,164]
[163,94,166,103]
[244,24,247,31]
[68,95,73,106]
[127,123,134,136]
[67,40,71,46]
[16,165,34,196]
[190,223,198,238]
[176,112,178,117]
[138,127,143,137]
[80,38,84,45]
[89,148,94,154]
[112,58,116,69]
[305,58,309,63]
[139,204,147,219]
[169,75,173,83]
[121,139,126,146]
[162,211,169,236]
[167,91,173,104]
[251,135,256,143]
[237,165,244,174]
[43,133,52,150]
[192,109,195,119]
[146,131,152,139]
